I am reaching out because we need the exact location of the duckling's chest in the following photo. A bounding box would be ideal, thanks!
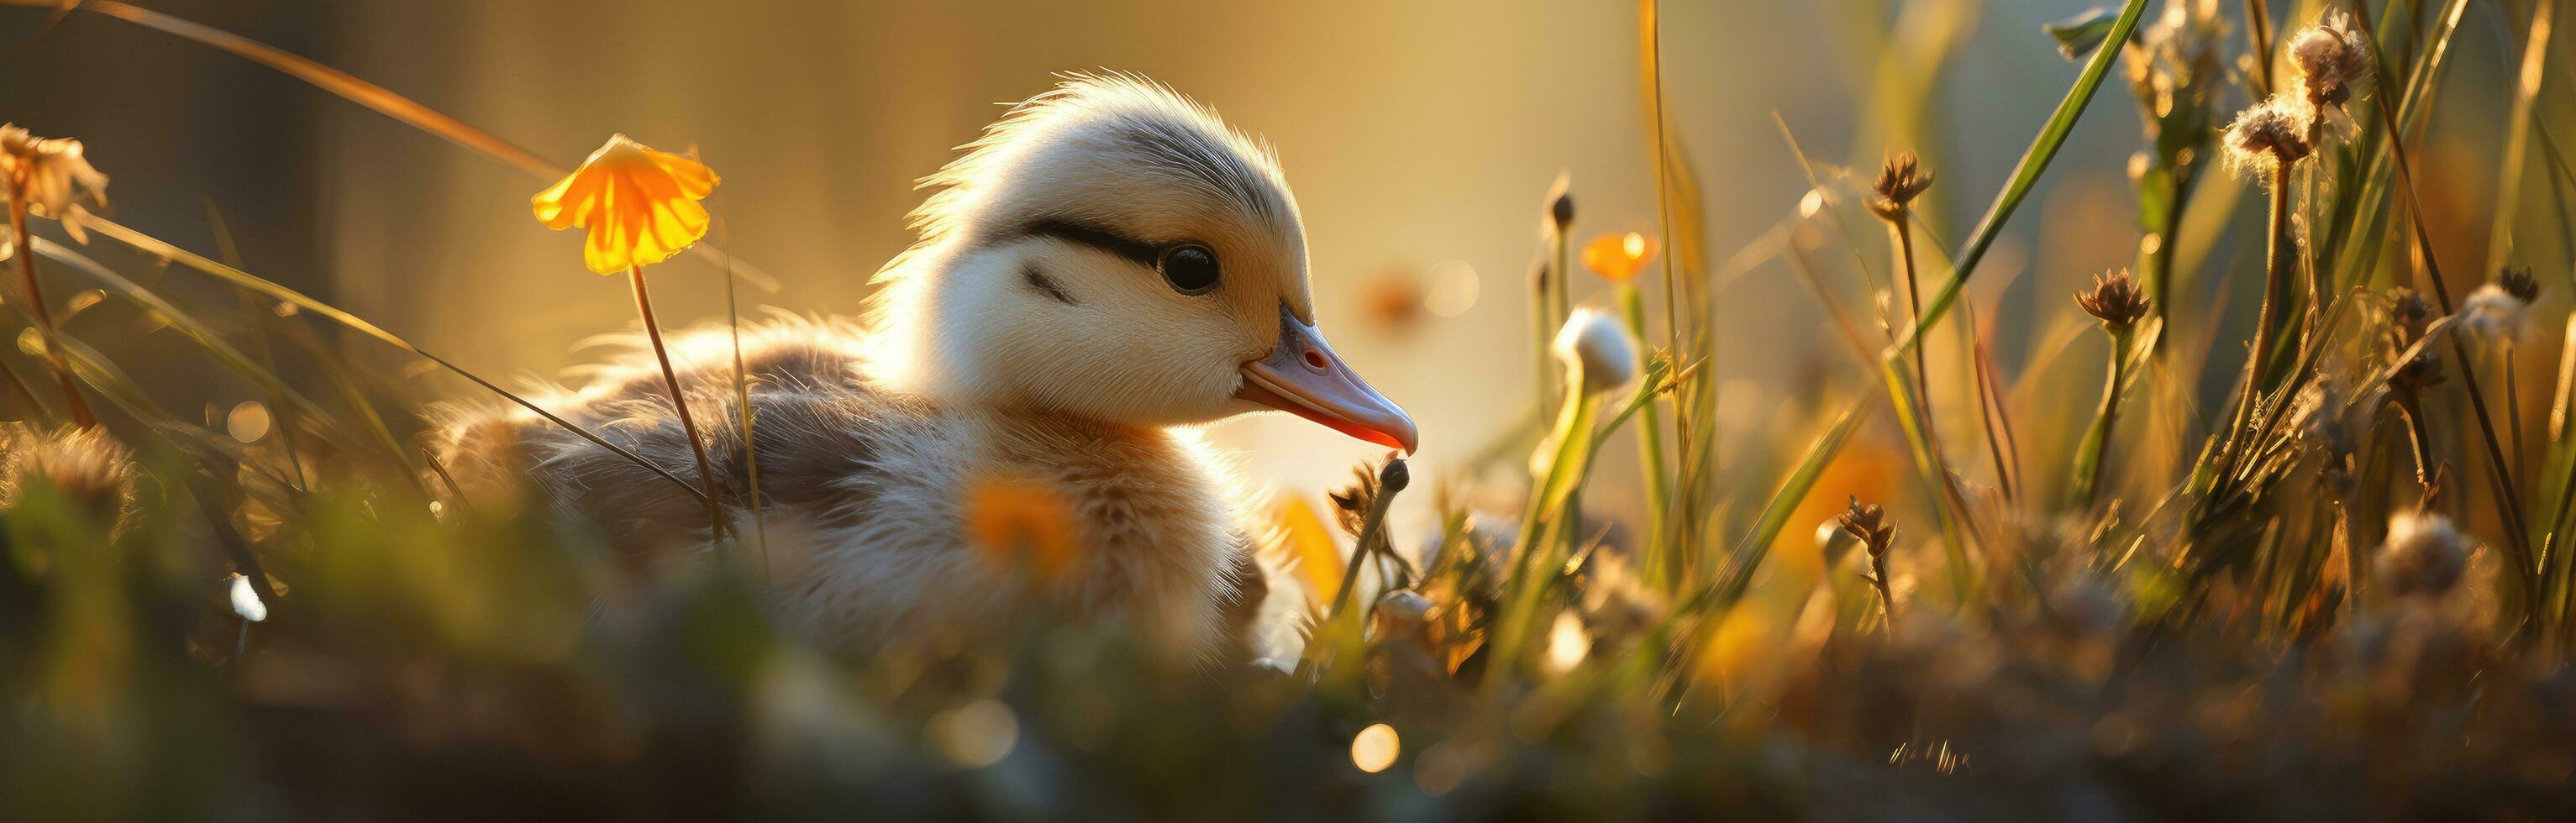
[970,417,1242,618]
[778,408,1245,649]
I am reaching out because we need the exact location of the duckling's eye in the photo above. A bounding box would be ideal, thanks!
[1158,244,1221,295]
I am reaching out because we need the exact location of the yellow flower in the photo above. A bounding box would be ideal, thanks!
[529,134,718,274]
[1,123,110,245]
[963,474,1081,581]
[1579,232,1658,284]
[1275,496,1343,608]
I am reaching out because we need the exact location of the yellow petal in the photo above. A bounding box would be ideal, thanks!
[1275,496,1343,608]
[530,134,719,274]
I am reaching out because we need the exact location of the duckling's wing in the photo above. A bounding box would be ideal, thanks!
[429,317,898,563]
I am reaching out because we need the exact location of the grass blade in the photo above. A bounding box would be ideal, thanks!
[0,0,779,291]
[78,216,710,506]
[1709,0,2152,611]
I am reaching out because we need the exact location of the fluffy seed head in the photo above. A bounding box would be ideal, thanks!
[2289,13,2375,110]
[1553,308,1639,396]
[0,424,136,526]
[229,574,270,622]
[2378,511,2470,599]
[2458,282,2531,345]
[2223,97,2314,178]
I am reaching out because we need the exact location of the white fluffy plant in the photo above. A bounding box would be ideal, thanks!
[1526,308,1642,511]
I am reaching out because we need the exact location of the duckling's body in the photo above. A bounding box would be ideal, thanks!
[439,318,1253,653]
[437,74,1409,660]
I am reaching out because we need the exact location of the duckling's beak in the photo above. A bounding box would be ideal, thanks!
[1238,307,1419,453]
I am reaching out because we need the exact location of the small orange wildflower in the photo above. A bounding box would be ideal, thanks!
[1579,232,1659,284]
[963,475,1081,580]
[1274,496,1344,608]
[529,134,719,274]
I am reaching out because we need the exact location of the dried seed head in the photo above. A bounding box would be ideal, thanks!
[2289,13,2375,112]
[1868,151,1934,221]
[2388,346,2446,394]
[2222,97,2314,178]
[1378,456,1411,494]
[2378,510,2470,599]
[2497,265,2540,304]
[1837,495,1895,558]
[0,123,110,245]
[2387,286,2436,342]
[1544,172,1575,233]
[2074,269,2151,330]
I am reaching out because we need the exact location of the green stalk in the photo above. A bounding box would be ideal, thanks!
[84,215,710,504]
[2242,0,2275,97]
[1491,385,1603,681]
[1891,216,1932,438]
[2074,326,2136,508]
[2349,1,2542,610]
[1713,0,2151,614]
[1617,284,1673,587]
[717,222,770,581]
[1530,259,1554,426]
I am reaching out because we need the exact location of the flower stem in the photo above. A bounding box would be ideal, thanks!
[1869,550,1897,637]
[7,186,95,428]
[2229,157,2298,460]
[628,265,724,543]
[1492,387,1601,681]
[1529,259,1553,424]
[1891,217,1932,439]
[2504,346,2526,494]
[718,226,770,583]
[1617,285,1672,587]
[1326,459,1409,624]
[2074,328,2133,508]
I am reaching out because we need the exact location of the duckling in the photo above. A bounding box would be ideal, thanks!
[435,73,1416,658]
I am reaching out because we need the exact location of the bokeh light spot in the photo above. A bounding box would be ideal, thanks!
[227,401,273,443]
[1350,722,1400,773]
[1423,259,1480,317]
[929,699,1019,768]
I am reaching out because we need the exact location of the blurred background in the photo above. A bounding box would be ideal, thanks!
[0,0,2522,533]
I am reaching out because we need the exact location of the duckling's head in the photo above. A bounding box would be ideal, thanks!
[872,73,1416,452]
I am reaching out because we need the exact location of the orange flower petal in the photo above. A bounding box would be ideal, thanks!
[529,134,721,274]
[1580,232,1659,284]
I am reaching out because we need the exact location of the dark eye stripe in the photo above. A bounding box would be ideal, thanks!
[1009,218,1162,269]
